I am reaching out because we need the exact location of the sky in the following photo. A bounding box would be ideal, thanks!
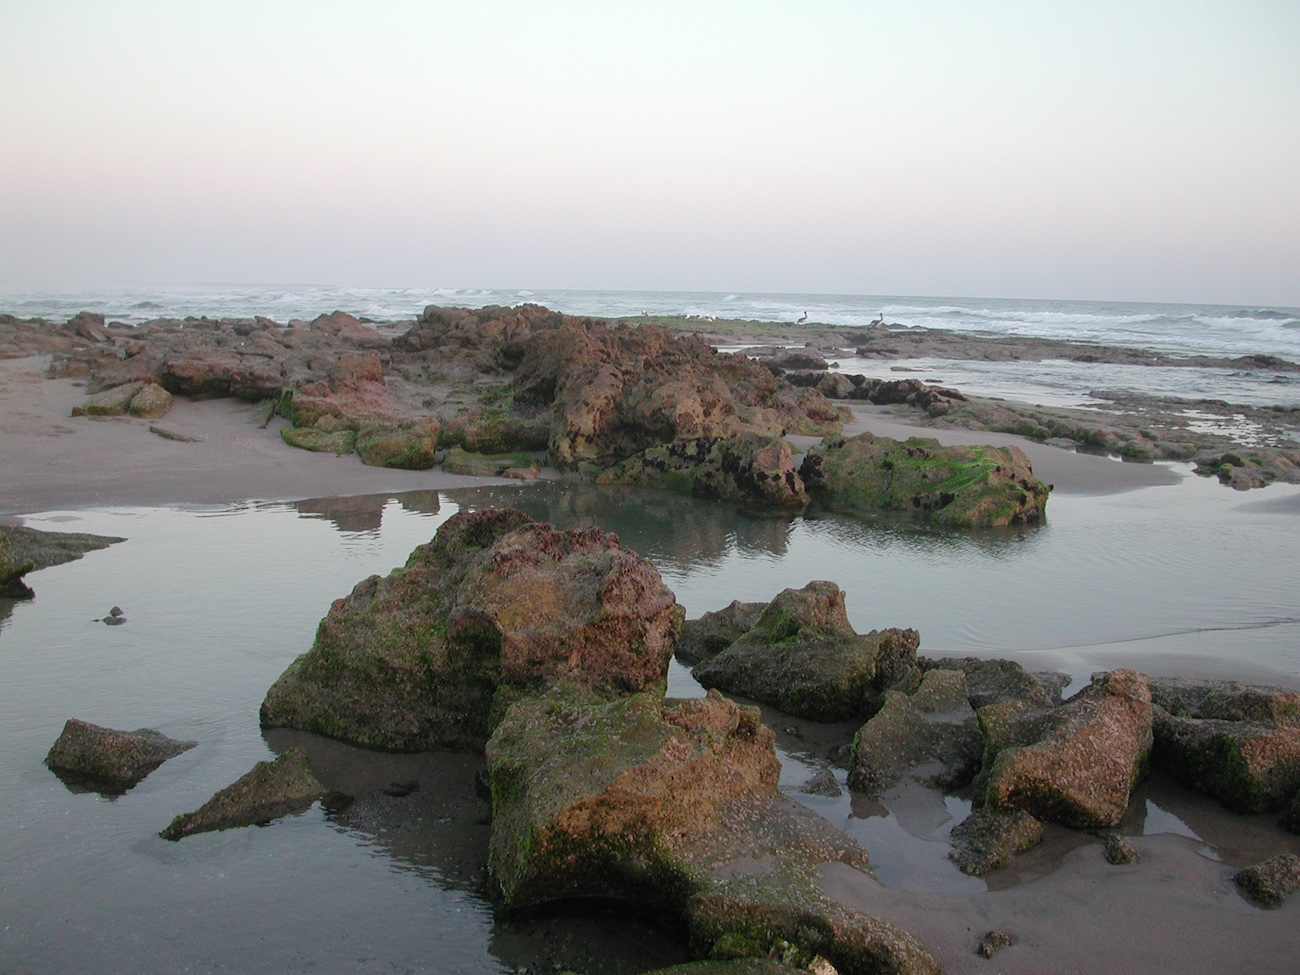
[1,0,1297,305]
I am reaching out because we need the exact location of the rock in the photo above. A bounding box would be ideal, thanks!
[160,746,326,841]
[800,769,843,797]
[511,323,845,473]
[848,669,983,794]
[72,382,145,417]
[1151,705,1300,813]
[0,530,37,597]
[0,525,124,573]
[1150,676,1300,726]
[280,426,357,454]
[642,962,791,975]
[693,582,919,722]
[502,465,540,480]
[161,349,244,399]
[101,608,126,625]
[920,656,1067,709]
[1234,853,1300,908]
[675,600,768,666]
[816,372,857,400]
[982,670,1153,828]
[1102,832,1139,865]
[976,932,1013,959]
[354,417,441,469]
[261,509,682,751]
[127,382,173,419]
[149,425,203,443]
[441,446,534,477]
[68,310,110,343]
[597,433,808,507]
[488,688,939,975]
[800,433,1049,528]
[308,310,388,347]
[442,404,551,454]
[949,807,1044,876]
[44,718,196,793]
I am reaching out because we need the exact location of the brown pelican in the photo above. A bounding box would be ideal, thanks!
[796,312,808,324]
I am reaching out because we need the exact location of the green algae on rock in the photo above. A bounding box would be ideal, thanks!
[260,508,682,751]
[280,426,357,455]
[354,417,441,469]
[948,806,1045,876]
[596,433,808,508]
[45,718,196,794]
[1234,853,1300,908]
[799,432,1049,527]
[675,600,769,667]
[160,746,325,841]
[693,581,919,723]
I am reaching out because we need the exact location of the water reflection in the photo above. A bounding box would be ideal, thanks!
[292,490,443,534]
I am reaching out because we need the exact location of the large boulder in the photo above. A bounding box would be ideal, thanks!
[487,688,939,975]
[127,382,174,419]
[799,433,1049,527]
[71,381,146,417]
[982,669,1152,828]
[596,433,809,508]
[160,746,325,841]
[44,718,196,793]
[848,669,983,794]
[692,582,919,722]
[260,509,683,751]
[675,600,768,666]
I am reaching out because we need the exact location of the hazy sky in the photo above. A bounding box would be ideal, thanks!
[2,1,1297,304]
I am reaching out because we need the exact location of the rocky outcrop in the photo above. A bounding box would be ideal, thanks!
[1151,710,1300,814]
[981,669,1152,828]
[511,323,845,473]
[1234,853,1300,908]
[596,433,808,508]
[260,509,682,751]
[948,807,1045,876]
[692,582,919,722]
[441,403,551,454]
[160,746,325,840]
[847,669,982,794]
[675,601,768,666]
[488,689,939,975]
[800,433,1049,528]
[44,718,196,793]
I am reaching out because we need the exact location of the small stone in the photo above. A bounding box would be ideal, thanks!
[950,807,1044,876]
[799,769,842,797]
[977,931,1013,959]
[1102,832,1139,865]
[1234,853,1300,908]
[109,606,123,617]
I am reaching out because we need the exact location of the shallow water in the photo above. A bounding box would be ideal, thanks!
[3,474,1300,973]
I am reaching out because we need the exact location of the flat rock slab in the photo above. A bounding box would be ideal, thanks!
[45,718,196,794]
[160,746,325,841]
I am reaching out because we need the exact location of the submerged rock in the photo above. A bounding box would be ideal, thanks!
[982,669,1153,829]
[597,433,808,508]
[160,746,325,841]
[674,600,768,666]
[949,807,1045,876]
[1234,853,1300,908]
[693,582,918,722]
[799,433,1049,527]
[260,508,682,751]
[848,669,982,795]
[44,718,196,793]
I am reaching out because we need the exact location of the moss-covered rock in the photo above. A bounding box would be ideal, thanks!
[442,404,551,454]
[848,669,982,795]
[44,718,196,794]
[1151,707,1300,813]
[0,530,37,597]
[596,434,808,508]
[675,600,768,666]
[260,509,682,751]
[1234,853,1300,908]
[920,655,1068,709]
[982,669,1152,828]
[693,582,919,722]
[72,381,145,417]
[948,807,1045,876]
[799,433,1049,527]
[442,446,538,477]
[280,426,357,454]
[127,382,174,419]
[160,746,325,841]
[1150,676,1300,727]
[355,417,441,469]
[487,687,939,975]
